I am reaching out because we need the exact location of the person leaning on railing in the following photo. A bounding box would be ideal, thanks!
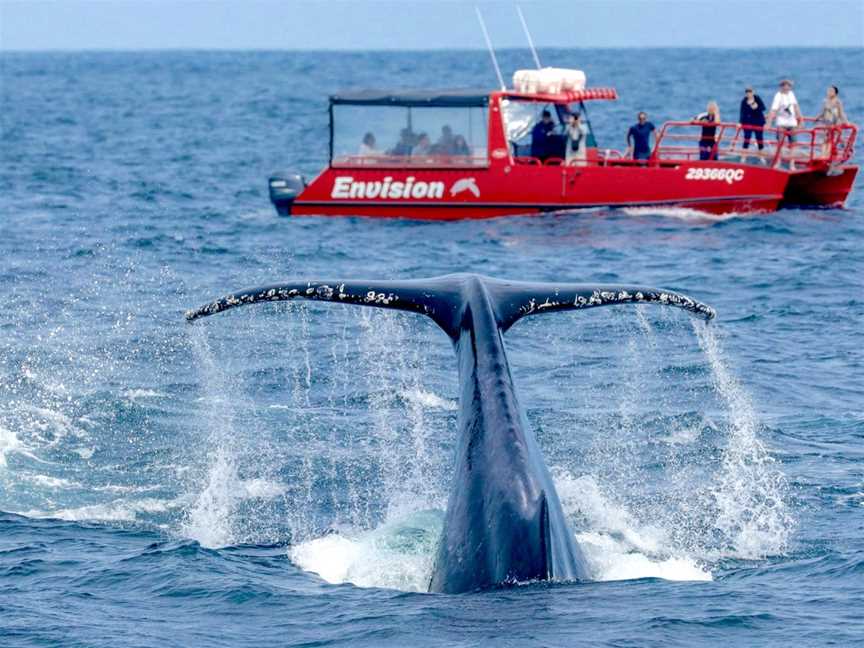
[694,101,721,161]
[817,85,848,159]
[818,85,847,126]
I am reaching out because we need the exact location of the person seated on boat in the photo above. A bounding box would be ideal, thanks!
[626,112,655,161]
[358,132,381,158]
[565,112,589,166]
[452,135,471,157]
[433,125,456,155]
[411,133,432,158]
[695,101,721,161]
[389,128,416,156]
[739,87,766,152]
[531,109,556,161]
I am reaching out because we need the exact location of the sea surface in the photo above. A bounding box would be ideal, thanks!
[1,48,863,647]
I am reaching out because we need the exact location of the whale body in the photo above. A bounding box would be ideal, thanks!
[186,273,714,594]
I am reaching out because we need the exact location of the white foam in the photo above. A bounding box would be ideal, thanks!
[22,473,79,489]
[180,446,287,548]
[576,531,711,581]
[122,388,165,401]
[0,425,23,467]
[554,472,712,582]
[400,388,457,411]
[23,405,89,441]
[290,511,440,591]
[20,497,179,522]
[620,206,739,221]
[288,472,714,592]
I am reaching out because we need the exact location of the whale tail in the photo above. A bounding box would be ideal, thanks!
[185,273,714,335]
[186,274,714,594]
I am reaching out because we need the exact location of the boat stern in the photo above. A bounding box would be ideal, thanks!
[781,165,858,209]
[269,172,306,216]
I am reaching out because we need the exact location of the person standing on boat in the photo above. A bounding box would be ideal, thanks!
[695,101,721,161]
[565,112,589,166]
[739,87,766,152]
[817,85,847,159]
[818,85,847,126]
[766,79,802,139]
[766,79,802,169]
[626,112,655,161]
[531,110,556,161]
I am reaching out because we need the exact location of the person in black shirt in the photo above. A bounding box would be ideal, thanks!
[531,110,556,161]
[695,101,721,161]
[626,112,655,161]
[739,87,766,151]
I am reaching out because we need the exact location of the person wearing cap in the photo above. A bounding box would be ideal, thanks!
[767,79,802,136]
[767,79,802,168]
[739,87,766,152]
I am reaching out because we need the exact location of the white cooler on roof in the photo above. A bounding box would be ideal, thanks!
[513,68,586,94]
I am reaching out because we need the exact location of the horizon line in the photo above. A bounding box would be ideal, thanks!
[3,45,862,54]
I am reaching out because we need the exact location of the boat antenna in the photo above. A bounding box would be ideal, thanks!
[516,5,542,69]
[475,6,506,91]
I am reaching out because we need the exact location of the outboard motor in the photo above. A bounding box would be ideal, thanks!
[268,172,305,216]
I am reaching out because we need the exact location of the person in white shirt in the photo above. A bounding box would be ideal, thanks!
[767,79,802,138]
[565,112,589,166]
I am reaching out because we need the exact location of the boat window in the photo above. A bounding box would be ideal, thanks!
[501,99,596,158]
[331,105,488,167]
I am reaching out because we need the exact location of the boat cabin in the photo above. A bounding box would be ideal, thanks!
[328,85,618,170]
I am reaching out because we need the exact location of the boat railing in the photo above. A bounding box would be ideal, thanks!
[653,120,857,169]
[332,154,489,169]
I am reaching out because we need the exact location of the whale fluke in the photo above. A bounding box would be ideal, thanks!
[185,274,714,337]
[186,273,714,593]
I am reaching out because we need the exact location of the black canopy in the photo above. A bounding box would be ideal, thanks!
[330,89,490,108]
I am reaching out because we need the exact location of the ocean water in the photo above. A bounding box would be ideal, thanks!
[1,48,863,647]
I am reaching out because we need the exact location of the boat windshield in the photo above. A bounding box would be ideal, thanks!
[331,105,488,167]
[501,98,597,159]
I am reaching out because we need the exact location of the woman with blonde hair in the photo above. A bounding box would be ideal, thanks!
[695,101,721,161]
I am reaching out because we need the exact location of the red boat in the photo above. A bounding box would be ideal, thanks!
[269,76,858,220]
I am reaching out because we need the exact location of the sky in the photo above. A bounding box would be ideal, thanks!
[0,0,862,51]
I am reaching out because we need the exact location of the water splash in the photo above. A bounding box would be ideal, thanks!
[694,321,794,559]
[181,323,287,547]
[184,306,791,590]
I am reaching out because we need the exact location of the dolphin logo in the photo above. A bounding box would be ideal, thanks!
[450,177,480,198]
[187,274,714,594]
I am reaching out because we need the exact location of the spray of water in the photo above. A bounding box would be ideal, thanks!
[693,320,794,559]
[180,324,244,547]
[184,305,792,590]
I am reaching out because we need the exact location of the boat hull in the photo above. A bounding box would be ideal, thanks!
[285,161,789,220]
[781,165,859,209]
